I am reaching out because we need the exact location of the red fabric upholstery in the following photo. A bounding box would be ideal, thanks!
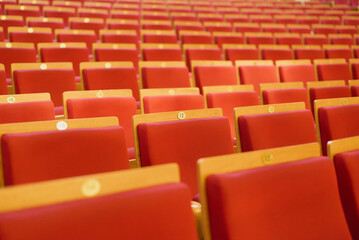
[206,26,233,32]
[319,104,359,154]
[142,24,172,30]
[6,9,40,18]
[316,63,352,84]
[288,26,311,34]
[294,48,325,61]
[143,34,178,43]
[206,157,351,240]
[79,12,109,21]
[225,48,260,63]
[0,69,8,93]
[330,37,354,45]
[185,49,222,69]
[181,35,213,44]
[238,65,279,95]
[137,117,234,196]
[40,47,90,76]
[142,67,190,88]
[261,49,294,61]
[325,49,353,61]
[57,33,97,54]
[262,26,287,33]
[0,183,198,240]
[194,66,238,93]
[0,47,37,78]
[235,25,261,33]
[309,86,351,111]
[70,22,106,39]
[101,34,139,49]
[303,36,329,45]
[82,68,139,101]
[142,48,183,61]
[0,101,55,124]
[275,36,302,46]
[214,36,244,48]
[28,21,65,33]
[67,97,137,158]
[207,91,259,139]
[239,110,317,151]
[279,64,317,85]
[13,69,77,110]
[246,36,275,46]
[143,95,204,113]
[9,32,54,49]
[107,22,140,35]
[263,88,311,109]
[94,48,139,71]
[1,127,130,186]
[334,150,359,239]
[0,18,25,40]
[352,62,359,79]
[352,86,359,96]
[314,27,336,35]
[44,10,77,25]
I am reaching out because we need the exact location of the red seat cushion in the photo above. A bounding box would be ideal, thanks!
[319,104,359,154]
[325,49,353,61]
[143,34,178,43]
[279,64,317,85]
[194,66,238,93]
[206,157,351,240]
[82,68,140,101]
[262,88,311,109]
[0,69,8,93]
[246,36,275,46]
[94,49,140,71]
[239,110,317,151]
[215,36,244,48]
[316,63,352,84]
[142,67,190,88]
[261,49,293,61]
[143,95,204,113]
[1,127,130,186]
[142,49,183,61]
[182,35,213,44]
[0,101,55,124]
[309,86,351,111]
[57,33,97,54]
[334,150,359,239]
[0,183,198,240]
[238,65,278,95]
[352,85,359,96]
[207,91,259,139]
[225,48,260,63]
[13,69,77,108]
[351,62,359,79]
[185,49,222,69]
[67,97,137,149]
[137,117,234,196]
[9,32,54,48]
[294,49,325,61]
[0,47,37,79]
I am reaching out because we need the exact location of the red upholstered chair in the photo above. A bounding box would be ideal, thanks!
[261,82,310,109]
[287,24,311,34]
[100,29,139,49]
[184,44,222,69]
[314,97,359,155]
[8,27,53,49]
[143,94,204,113]
[93,43,139,72]
[0,164,199,240]
[275,33,302,46]
[320,16,341,25]
[236,60,279,95]
[223,44,260,63]
[80,62,140,107]
[336,25,357,34]
[38,43,89,82]
[55,29,97,55]
[277,60,317,85]
[350,59,359,80]
[142,30,178,44]
[0,42,36,82]
[314,59,352,84]
[323,45,353,62]
[192,61,238,93]
[350,80,359,96]
[303,34,329,45]
[110,9,140,21]
[260,45,293,61]
[234,103,317,152]
[274,15,297,24]
[69,17,106,40]
[312,24,336,35]
[0,93,55,123]
[308,81,350,111]
[0,117,129,186]
[204,22,233,33]
[329,34,354,45]
[142,20,173,30]
[199,143,352,240]
[43,6,77,26]
[133,109,234,197]
[213,32,244,49]
[293,45,325,62]
[234,22,261,33]
[245,32,275,46]
[27,17,65,33]
[12,63,77,116]
[0,64,8,94]
[5,5,40,18]
[0,15,25,40]
[261,23,287,33]
[140,61,190,89]
[328,136,359,239]
[142,43,183,61]
[64,90,137,160]
[204,85,259,143]
[180,31,213,44]
[106,19,140,36]
[78,8,109,21]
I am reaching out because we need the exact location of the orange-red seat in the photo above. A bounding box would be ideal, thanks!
[143,94,205,113]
